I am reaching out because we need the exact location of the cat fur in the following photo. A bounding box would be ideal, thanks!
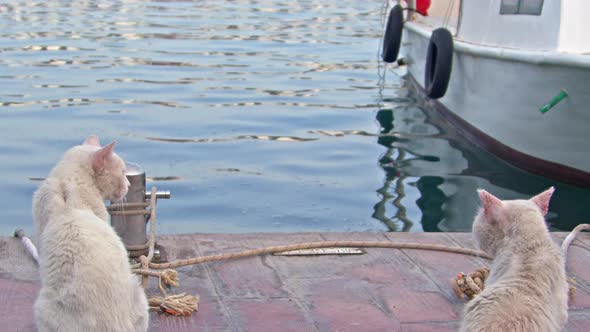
[460,187,568,332]
[33,136,149,332]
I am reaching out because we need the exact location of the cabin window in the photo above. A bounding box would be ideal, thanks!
[500,0,543,15]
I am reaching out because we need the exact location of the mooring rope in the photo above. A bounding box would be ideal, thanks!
[145,187,158,263]
[148,293,199,316]
[130,186,492,274]
[129,187,492,315]
[132,237,492,316]
[108,201,149,211]
[451,267,489,300]
[133,241,491,273]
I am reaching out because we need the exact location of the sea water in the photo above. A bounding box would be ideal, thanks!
[0,0,588,235]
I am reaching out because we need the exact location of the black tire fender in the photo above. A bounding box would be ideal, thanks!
[382,5,404,63]
[425,28,453,99]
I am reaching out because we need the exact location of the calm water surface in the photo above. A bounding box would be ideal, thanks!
[1,0,588,235]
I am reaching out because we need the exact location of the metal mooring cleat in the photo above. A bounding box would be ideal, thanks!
[108,162,170,259]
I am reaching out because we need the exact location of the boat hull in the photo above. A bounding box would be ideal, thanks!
[402,22,590,188]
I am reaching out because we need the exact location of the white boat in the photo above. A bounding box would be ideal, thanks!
[382,0,590,188]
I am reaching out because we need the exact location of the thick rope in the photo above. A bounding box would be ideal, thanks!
[132,240,490,317]
[108,201,149,211]
[134,241,491,271]
[130,195,492,271]
[131,191,491,317]
[108,209,150,216]
[126,242,150,251]
[139,255,149,288]
[146,187,158,263]
[135,187,200,316]
[130,190,491,317]
[134,269,179,290]
[451,267,489,300]
[149,293,199,316]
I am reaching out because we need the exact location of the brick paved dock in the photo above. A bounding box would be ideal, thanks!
[1,232,589,331]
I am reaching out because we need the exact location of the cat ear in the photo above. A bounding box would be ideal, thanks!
[530,186,555,216]
[91,141,116,172]
[83,135,101,147]
[478,189,502,220]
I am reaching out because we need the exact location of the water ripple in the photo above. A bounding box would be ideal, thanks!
[0,45,86,52]
[0,57,255,69]
[0,98,187,109]
[140,134,317,144]
[32,84,88,89]
[97,78,208,85]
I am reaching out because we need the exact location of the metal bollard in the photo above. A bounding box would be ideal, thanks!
[109,162,170,258]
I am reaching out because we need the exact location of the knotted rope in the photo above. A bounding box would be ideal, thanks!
[131,187,494,316]
[132,187,199,316]
[452,267,489,300]
[145,268,198,316]
[148,293,199,316]
[131,188,494,316]
[134,241,489,316]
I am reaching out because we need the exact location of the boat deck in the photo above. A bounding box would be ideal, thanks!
[1,232,589,331]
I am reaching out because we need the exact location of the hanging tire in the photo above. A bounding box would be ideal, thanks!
[382,5,404,63]
[424,28,453,99]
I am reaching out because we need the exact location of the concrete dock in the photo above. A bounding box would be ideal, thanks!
[1,232,589,331]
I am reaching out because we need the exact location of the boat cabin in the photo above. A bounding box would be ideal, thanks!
[399,0,590,53]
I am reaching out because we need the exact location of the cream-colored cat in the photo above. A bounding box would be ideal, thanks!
[460,187,568,332]
[33,135,149,332]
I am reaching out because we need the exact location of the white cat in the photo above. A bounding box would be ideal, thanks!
[460,187,568,332]
[33,135,149,332]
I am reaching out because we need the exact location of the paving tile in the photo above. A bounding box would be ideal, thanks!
[0,232,588,331]
[385,233,490,303]
[400,321,459,332]
[0,278,38,332]
[306,278,400,332]
[226,298,315,332]
[565,311,590,332]
[312,298,400,332]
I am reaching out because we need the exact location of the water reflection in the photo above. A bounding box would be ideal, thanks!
[373,76,590,231]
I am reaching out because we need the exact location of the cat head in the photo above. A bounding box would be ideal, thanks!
[472,187,554,255]
[82,135,130,201]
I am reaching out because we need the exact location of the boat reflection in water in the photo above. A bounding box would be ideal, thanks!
[372,78,590,232]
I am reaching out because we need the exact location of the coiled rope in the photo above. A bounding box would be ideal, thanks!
[451,267,489,300]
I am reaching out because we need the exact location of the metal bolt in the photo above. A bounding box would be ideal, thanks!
[145,190,171,199]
